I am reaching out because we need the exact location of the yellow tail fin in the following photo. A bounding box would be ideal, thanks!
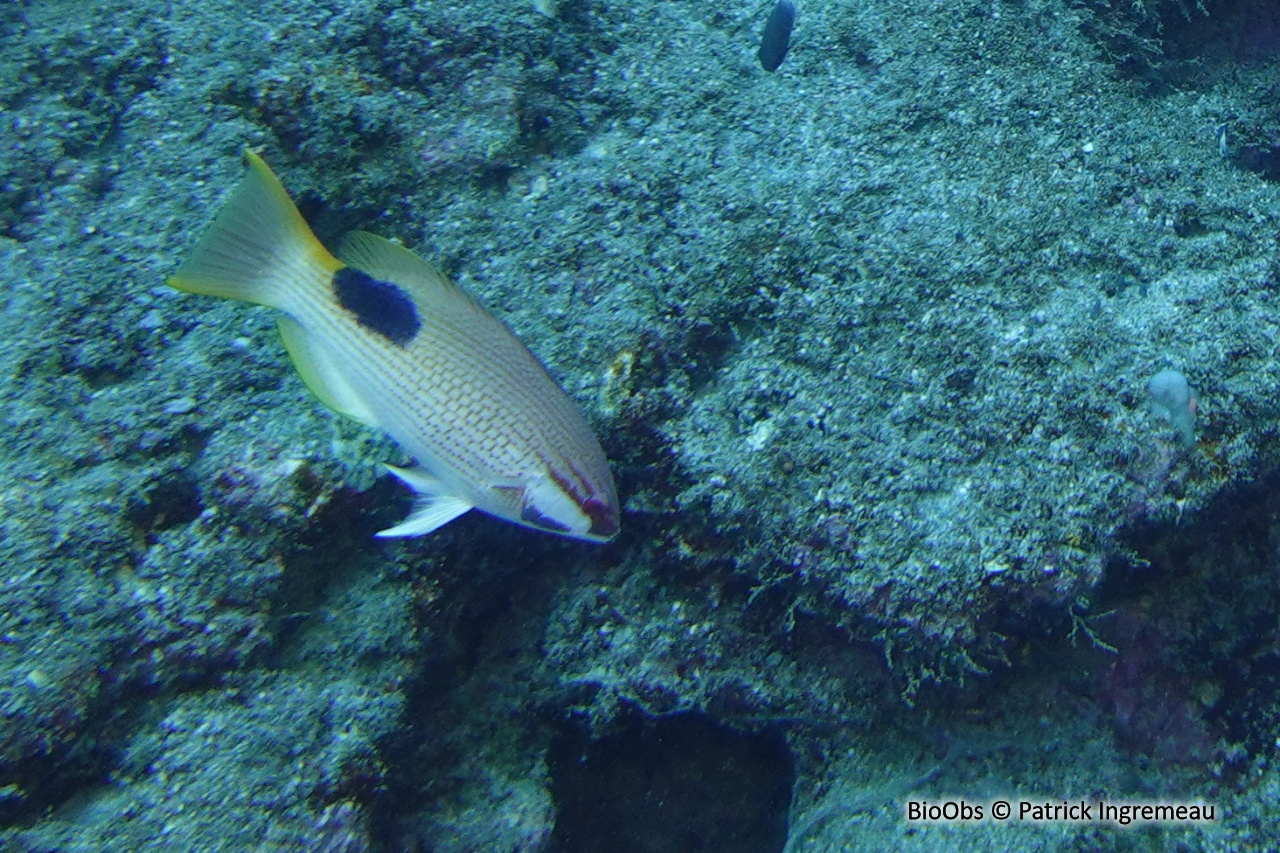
[167,150,340,308]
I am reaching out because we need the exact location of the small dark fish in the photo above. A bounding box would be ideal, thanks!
[758,0,795,72]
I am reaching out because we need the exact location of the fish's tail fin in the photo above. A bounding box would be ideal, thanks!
[168,150,340,309]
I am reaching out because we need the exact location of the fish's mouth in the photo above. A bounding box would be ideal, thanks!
[516,464,620,542]
[517,495,616,541]
[581,496,620,541]
[547,461,620,542]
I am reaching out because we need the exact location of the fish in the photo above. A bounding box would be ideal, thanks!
[168,150,619,542]
[758,0,795,72]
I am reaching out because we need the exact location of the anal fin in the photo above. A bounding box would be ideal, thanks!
[277,316,380,427]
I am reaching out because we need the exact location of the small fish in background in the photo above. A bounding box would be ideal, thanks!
[168,151,619,542]
[758,0,796,72]
[1147,368,1197,447]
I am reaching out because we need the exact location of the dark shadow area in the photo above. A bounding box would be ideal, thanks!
[547,710,794,853]
[1232,142,1280,184]
[1080,0,1280,89]
[1156,0,1280,64]
[1076,463,1280,778]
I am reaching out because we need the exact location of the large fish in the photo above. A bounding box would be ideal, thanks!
[169,151,619,542]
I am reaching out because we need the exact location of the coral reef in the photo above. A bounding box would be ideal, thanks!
[6,0,1280,849]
